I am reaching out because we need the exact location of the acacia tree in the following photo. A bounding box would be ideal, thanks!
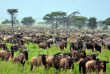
[2,19,10,24]
[88,17,97,29]
[43,11,67,29]
[72,16,88,29]
[21,17,35,25]
[103,17,110,25]
[67,10,80,28]
[7,9,18,29]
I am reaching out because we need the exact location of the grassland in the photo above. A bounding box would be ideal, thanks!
[0,42,110,74]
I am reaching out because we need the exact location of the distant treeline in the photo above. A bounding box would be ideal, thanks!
[1,10,110,30]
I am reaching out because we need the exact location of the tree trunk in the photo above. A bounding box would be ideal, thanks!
[67,17,70,29]
[11,15,14,29]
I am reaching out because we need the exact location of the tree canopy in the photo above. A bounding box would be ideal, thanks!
[87,17,97,29]
[43,11,67,28]
[72,16,88,29]
[7,9,18,15]
[2,19,10,24]
[21,17,35,25]
[103,17,110,25]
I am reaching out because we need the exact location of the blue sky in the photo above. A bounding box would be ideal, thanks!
[0,0,110,21]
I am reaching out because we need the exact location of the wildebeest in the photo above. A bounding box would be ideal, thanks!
[70,40,83,51]
[53,54,74,72]
[0,43,8,50]
[86,40,95,52]
[85,58,109,73]
[107,43,110,50]
[79,54,98,73]
[94,42,102,52]
[59,41,67,51]
[30,52,46,71]
[13,50,29,66]
[71,50,86,62]
[11,44,27,51]
[38,42,50,49]
[0,50,14,61]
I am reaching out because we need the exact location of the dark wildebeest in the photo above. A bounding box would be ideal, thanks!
[38,42,50,49]
[70,40,83,51]
[53,54,74,72]
[85,58,109,73]
[13,50,29,66]
[92,37,103,52]
[0,50,14,61]
[71,50,86,62]
[94,42,102,52]
[79,54,98,73]
[86,40,95,52]
[11,44,27,51]
[107,43,110,50]
[0,43,8,50]
[59,41,67,51]
[11,45,19,51]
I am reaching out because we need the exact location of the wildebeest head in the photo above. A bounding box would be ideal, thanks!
[0,43,8,50]
[47,42,50,48]
[21,50,29,60]
[99,58,109,72]
[79,50,86,58]
[38,51,47,66]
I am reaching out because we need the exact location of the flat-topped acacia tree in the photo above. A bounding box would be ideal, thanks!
[7,9,18,29]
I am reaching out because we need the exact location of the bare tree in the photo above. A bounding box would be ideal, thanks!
[67,10,80,28]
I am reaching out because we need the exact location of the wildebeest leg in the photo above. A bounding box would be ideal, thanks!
[21,60,25,67]
[23,62,25,67]
[31,64,33,71]
[83,66,86,74]
[79,63,81,73]
[72,64,74,71]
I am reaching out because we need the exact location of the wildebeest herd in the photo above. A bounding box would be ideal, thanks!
[0,28,110,74]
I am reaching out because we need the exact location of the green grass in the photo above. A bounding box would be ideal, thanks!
[0,42,110,74]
